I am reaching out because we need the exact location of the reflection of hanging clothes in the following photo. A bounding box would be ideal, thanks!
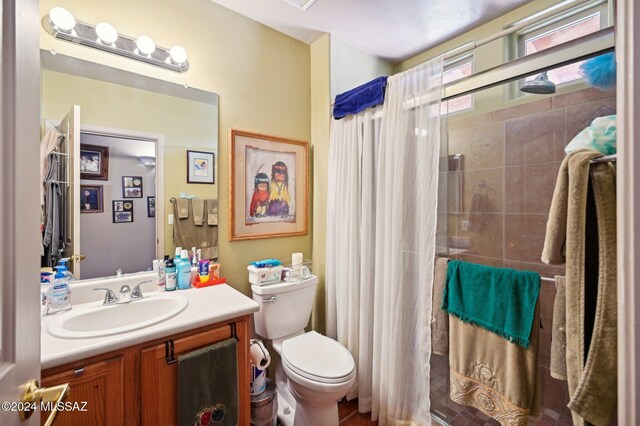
[40,128,61,206]
[43,152,67,266]
[267,181,290,217]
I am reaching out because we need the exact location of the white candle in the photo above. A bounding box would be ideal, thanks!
[292,252,303,270]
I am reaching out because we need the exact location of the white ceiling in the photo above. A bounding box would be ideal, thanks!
[210,0,535,63]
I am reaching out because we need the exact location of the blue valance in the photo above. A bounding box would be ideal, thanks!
[333,76,388,120]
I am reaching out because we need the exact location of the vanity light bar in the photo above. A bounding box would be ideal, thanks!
[42,9,189,73]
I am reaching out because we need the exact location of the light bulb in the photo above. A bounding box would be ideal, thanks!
[136,35,156,56]
[49,7,76,32]
[169,46,187,65]
[96,22,118,45]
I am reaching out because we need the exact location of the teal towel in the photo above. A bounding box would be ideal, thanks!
[443,260,540,348]
[178,338,238,426]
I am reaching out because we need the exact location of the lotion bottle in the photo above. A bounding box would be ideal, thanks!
[165,258,177,291]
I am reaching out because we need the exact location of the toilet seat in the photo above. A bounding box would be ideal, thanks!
[281,331,355,384]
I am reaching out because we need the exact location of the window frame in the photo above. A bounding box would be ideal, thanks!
[507,0,610,99]
[441,53,474,115]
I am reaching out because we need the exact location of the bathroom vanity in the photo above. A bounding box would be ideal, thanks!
[40,277,259,425]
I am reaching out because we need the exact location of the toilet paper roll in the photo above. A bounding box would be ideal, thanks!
[292,252,303,271]
[249,339,271,370]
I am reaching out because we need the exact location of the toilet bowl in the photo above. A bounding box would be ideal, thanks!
[251,276,355,426]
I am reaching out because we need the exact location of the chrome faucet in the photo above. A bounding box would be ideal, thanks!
[118,285,132,303]
[93,280,153,305]
[92,287,118,305]
[132,280,153,300]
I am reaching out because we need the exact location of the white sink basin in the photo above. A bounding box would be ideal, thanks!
[48,293,188,339]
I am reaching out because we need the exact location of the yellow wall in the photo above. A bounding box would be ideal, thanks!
[310,34,331,334]
[41,69,218,258]
[40,0,312,295]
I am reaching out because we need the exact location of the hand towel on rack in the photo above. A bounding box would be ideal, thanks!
[207,199,218,226]
[192,199,205,226]
[443,260,540,348]
[431,257,450,355]
[176,198,190,219]
[178,338,238,426]
[172,199,218,260]
[550,275,567,381]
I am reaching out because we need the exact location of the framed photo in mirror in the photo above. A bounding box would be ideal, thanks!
[147,196,156,217]
[80,184,103,214]
[187,150,215,184]
[113,200,134,223]
[80,144,109,180]
[122,176,143,198]
[229,129,308,241]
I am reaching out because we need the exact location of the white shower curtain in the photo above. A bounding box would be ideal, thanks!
[326,57,444,425]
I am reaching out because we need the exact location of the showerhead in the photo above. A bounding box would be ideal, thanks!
[520,72,556,95]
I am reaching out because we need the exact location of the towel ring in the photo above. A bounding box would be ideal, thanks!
[473,180,488,195]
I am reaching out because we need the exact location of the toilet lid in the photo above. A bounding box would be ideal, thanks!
[281,331,355,383]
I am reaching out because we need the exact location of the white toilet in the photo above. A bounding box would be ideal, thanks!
[252,275,355,426]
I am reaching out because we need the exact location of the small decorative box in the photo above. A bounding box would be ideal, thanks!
[247,265,283,285]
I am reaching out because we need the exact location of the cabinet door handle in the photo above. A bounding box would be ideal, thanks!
[19,379,70,426]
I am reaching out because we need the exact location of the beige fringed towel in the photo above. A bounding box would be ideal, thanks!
[542,149,617,426]
[431,257,449,355]
[550,276,567,381]
[449,305,540,426]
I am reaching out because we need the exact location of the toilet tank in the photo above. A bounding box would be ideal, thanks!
[251,275,318,339]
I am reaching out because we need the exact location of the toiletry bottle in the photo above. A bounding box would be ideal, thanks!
[156,259,166,291]
[175,247,182,261]
[165,258,177,291]
[177,249,192,290]
[190,247,198,285]
[199,259,210,283]
[210,260,221,280]
[40,278,50,317]
[47,266,72,314]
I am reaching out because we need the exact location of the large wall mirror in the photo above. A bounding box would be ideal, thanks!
[40,53,219,280]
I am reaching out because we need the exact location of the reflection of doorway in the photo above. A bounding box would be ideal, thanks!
[79,128,162,279]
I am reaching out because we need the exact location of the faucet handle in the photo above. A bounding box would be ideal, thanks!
[93,287,117,305]
[132,280,153,300]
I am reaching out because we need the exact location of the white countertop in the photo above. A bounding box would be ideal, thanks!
[41,279,259,369]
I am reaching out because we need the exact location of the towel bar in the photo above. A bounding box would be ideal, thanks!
[164,324,239,364]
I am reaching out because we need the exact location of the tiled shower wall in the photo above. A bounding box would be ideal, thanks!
[431,87,616,425]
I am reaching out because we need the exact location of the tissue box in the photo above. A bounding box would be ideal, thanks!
[247,265,283,285]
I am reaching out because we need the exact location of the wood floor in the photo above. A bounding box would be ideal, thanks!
[338,398,378,425]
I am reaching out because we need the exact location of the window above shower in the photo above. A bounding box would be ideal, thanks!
[510,0,610,91]
[441,55,474,115]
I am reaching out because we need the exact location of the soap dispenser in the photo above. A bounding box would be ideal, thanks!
[47,266,72,314]
[57,258,75,282]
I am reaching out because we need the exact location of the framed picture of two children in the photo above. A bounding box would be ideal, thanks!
[229,129,308,241]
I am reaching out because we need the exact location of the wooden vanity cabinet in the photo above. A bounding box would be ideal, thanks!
[41,315,251,426]
[41,356,124,426]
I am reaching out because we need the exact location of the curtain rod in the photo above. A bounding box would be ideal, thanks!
[443,26,614,101]
[443,0,598,61]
